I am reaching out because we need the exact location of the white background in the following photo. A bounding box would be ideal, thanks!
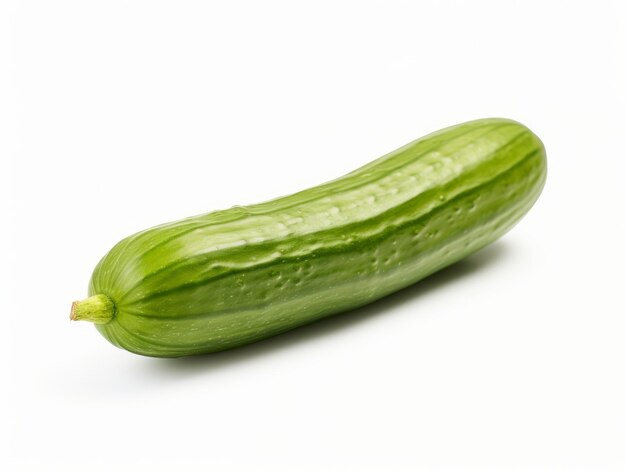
[3,1,626,469]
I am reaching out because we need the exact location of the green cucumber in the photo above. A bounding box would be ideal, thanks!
[72,118,546,357]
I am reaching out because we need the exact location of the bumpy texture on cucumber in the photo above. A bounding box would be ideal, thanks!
[72,118,546,357]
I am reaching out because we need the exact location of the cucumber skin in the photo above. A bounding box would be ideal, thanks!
[89,118,546,357]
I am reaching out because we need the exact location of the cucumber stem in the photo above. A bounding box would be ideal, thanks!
[70,294,115,324]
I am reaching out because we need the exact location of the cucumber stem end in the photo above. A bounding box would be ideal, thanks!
[70,294,115,324]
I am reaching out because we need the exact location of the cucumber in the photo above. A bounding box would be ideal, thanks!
[71,118,546,357]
